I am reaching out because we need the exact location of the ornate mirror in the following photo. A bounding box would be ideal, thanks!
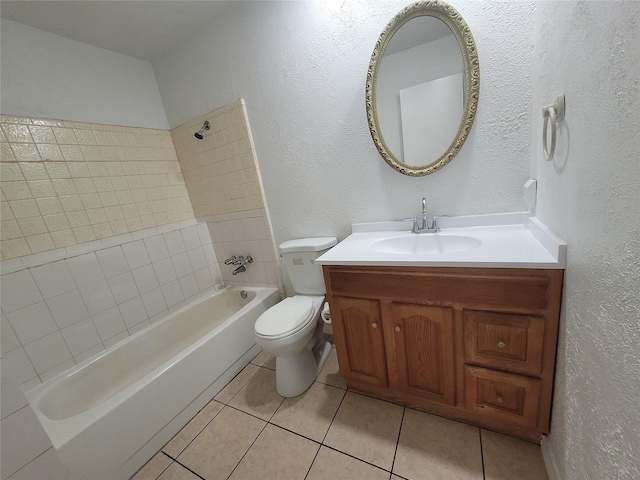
[366,0,479,176]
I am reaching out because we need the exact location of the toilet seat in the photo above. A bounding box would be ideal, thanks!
[255,296,321,340]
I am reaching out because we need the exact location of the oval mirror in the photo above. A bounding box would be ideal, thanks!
[366,0,480,176]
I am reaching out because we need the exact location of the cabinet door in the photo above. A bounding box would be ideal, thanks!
[331,296,388,388]
[391,303,455,405]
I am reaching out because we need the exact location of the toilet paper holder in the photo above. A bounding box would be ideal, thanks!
[321,302,331,324]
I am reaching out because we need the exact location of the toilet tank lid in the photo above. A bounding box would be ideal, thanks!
[279,237,337,253]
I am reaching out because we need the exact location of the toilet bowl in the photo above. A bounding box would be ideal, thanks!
[254,237,337,397]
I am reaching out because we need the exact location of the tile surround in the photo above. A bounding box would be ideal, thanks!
[170,101,281,293]
[133,347,550,480]
[170,100,264,218]
[0,115,194,261]
[1,221,222,388]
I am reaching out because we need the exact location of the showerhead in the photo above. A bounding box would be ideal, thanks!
[194,120,210,140]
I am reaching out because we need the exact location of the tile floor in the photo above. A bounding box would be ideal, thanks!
[132,347,549,480]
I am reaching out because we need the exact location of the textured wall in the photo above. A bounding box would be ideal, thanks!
[531,2,640,478]
[0,19,169,130]
[153,0,535,245]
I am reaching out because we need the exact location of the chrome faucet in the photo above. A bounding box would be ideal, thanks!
[227,255,252,275]
[233,255,252,266]
[232,265,246,275]
[411,197,440,234]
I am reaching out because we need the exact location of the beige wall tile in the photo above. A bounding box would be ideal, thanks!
[0,115,195,260]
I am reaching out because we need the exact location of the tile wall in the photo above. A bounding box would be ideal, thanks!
[1,360,71,480]
[171,100,281,292]
[0,115,194,260]
[0,103,281,477]
[1,221,221,390]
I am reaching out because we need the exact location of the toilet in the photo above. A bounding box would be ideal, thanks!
[254,237,337,397]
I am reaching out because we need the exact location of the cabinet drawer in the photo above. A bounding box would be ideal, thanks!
[464,311,544,376]
[465,366,540,429]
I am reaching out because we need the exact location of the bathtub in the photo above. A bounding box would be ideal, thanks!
[27,286,280,480]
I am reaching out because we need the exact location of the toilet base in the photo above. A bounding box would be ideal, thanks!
[275,337,332,397]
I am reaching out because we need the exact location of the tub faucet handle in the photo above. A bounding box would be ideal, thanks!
[234,256,253,265]
[224,256,237,265]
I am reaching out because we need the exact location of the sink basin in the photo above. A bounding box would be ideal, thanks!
[370,234,481,255]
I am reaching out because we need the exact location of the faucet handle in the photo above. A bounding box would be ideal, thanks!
[224,256,237,265]
[404,217,420,233]
[431,215,448,230]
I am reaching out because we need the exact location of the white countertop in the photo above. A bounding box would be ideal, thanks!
[316,213,566,269]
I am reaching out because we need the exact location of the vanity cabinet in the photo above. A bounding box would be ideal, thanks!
[323,265,563,443]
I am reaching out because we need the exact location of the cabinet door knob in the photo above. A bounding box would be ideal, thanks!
[496,395,504,404]
[372,323,377,328]
[395,326,401,332]
[498,341,506,349]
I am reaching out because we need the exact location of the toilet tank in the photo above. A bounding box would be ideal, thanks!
[280,237,337,295]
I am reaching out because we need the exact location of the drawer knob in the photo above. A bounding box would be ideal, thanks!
[498,341,506,349]
[372,323,377,328]
[497,395,504,404]
[395,326,401,332]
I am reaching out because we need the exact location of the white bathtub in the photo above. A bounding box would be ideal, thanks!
[27,286,280,480]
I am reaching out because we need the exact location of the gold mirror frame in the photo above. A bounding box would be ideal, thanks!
[366,0,480,176]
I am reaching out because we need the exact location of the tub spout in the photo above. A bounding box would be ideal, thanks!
[232,265,246,275]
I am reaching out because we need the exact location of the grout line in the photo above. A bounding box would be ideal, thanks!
[320,444,393,475]
[224,420,269,479]
[319,384,348,445]
[479,428,486,480]
[389,406,406,476]
[160,399,225,460]
[167,455,206,480]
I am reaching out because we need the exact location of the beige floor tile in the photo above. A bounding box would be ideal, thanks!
[482,429,549,480]
[306,446,389,480]
[214,363,260,404]
[250,350,271,366]
[131,452,172,480]
[315,346,347,389]
[271,382,346,442]
[177,406,265,479]
[157,462,200,480]
[394,409,483,480]
[163,400,224,457]
[228,367,284,420]
[324,391,404,470]
[264,355,276,370]
[229,424,319,480]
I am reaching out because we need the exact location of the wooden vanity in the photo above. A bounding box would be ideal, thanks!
[322,264,564,443]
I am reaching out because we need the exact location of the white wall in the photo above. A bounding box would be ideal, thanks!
[531,2,640,479]
[0,19,169,129]
[153,0,535,243]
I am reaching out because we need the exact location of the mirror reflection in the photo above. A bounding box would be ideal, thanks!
[376,16,464,167]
